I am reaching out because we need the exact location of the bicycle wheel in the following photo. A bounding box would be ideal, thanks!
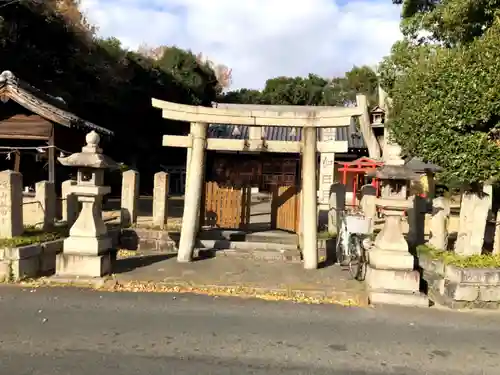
[347,235,363,280]
[356,249,368,281]
[335,234,346,265]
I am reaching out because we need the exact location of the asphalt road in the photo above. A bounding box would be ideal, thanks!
[0,286,499,375]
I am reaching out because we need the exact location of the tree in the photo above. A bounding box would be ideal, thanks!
[218,66,378,107]
[0,0,221,191]
[385,17,500,185]
[393,0,500,46]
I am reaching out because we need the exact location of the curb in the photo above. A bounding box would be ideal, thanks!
[15,277,369,307]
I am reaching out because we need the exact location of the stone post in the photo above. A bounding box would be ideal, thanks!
[360,184,376,234]
[407,195,427,248]
[428,196,450,250]
[35,180,56,231]
[152,172,169,229]
[0,170,23,238]
[178,122,207,262]
[454,190,491,256]
[121,170,139,227]
[302,126,318,269]
[328,182,346,235]
[62,180,78,227]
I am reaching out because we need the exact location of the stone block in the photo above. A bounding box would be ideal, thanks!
[11,257,40,280]
[138,238,159,251]
[1,244,42,260]
[366,266,420,292]
[63,235,112,256]
[40,239,63,273]
[369,290,429,307]
[368,249,414,270]
[107,228,121,248]
[0,260,9,282]
[418,254,445,275]
[444,265,500,285]
[443,282,479,302]
[56,253,111,278]
[252,250,285,262]
[478,286,500,302]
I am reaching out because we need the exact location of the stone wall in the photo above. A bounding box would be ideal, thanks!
[420,253,500,309]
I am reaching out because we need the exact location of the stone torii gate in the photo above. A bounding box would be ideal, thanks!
[152,95,372,269]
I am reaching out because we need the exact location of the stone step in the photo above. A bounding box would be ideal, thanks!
[197,239,298,251]
[197,230,298,245]
[194,247,302,263]
[368,289,429,307]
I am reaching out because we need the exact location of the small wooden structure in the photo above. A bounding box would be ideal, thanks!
[0,70,113,184]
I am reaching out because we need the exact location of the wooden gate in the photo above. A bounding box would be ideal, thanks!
[200,181,251,229]
[271,185,301,233]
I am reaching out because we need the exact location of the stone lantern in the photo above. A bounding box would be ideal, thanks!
[365,164,429,307]
[56,131,119,278]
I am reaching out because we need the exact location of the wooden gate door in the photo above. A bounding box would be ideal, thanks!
[271,185,300,232]
[201,181,251,229]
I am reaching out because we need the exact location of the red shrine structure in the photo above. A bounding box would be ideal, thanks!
[337,157,384,206]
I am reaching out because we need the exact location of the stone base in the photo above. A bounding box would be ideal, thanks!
[369,289,429,307]
[56,253,111,278]
[368,249,414,270]
[63,235,112,256]
[366,266,420,292]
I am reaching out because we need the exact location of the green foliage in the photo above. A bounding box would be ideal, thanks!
[381,9,500,185]
[393,0,500,46]
[0,226,66,248]
[219,66,378,107]
[417,244,500,268]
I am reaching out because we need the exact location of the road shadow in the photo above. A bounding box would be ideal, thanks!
[112,253,176,274]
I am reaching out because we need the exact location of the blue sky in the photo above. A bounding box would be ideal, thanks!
[80,0,402,89]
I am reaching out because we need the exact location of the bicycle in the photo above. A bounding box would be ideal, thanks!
[335,209,371,281]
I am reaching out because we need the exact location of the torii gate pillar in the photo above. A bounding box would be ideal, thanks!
[177,122,207,262]
[302,126,318,269]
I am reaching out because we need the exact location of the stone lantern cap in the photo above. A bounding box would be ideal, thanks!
[366,164,420,181]
[58,131,119,170]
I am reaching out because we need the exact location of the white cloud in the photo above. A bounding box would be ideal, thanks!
[80,0,402,89]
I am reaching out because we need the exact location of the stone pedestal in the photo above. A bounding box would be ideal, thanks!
[367,204,429,307]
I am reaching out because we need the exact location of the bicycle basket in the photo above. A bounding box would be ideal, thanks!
[345,215,372,234]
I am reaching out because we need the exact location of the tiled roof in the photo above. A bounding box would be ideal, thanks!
[208,103,366,149]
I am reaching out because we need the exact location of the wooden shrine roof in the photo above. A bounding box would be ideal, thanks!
[0,114,53,140]
[0,70,113,138]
